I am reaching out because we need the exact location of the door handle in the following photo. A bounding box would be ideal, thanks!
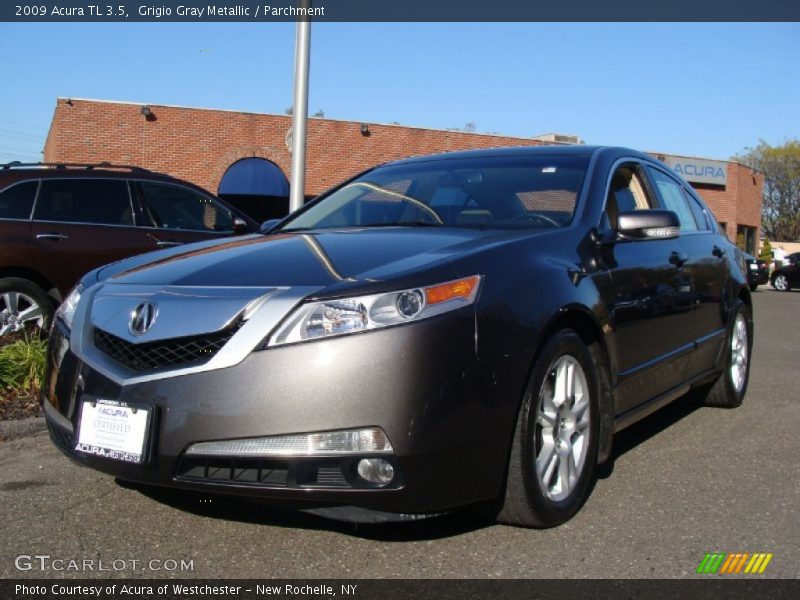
[156,240,183,248]
[712,245,726,257]
[669,251,689,267]
[36,233,69,241]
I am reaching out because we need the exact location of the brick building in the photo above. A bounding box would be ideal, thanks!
[42,98,763,250]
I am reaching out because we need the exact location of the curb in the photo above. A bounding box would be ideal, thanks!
[0,416,47,441]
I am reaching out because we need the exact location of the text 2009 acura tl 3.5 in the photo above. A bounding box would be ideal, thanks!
[43,146,752,527]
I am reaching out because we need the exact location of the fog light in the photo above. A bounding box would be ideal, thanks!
[357,458,395,485]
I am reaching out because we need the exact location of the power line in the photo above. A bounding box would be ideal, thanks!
[0,127,46,140]
[0,119,48,132]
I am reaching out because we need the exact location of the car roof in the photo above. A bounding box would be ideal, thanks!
[0,162,209,193]
[383,145,647,167]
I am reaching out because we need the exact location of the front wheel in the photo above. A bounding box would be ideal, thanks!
[773,274,790,291]
[493,330,600,528]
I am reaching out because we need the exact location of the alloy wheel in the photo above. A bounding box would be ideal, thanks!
[774,274,788,291]
[0,291,45,337]
[534,355,591,502]
[730,312,748,393]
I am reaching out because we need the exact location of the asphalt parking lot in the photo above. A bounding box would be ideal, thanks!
[1,289,798,579]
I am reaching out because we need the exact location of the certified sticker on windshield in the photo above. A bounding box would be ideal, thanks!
[75,399,151,464]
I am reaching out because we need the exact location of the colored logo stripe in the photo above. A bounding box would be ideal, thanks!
[697,553,773,574]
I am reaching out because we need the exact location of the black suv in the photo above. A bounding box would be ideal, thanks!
[0,162,257,338]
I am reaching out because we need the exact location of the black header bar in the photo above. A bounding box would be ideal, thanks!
[3,1,800,22]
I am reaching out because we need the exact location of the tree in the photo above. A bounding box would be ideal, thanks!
[284,106,293,115]
[759,238,772,267]
[312,109,325,118]
[733,139,800,241]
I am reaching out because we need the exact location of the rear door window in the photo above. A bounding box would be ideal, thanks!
[34,179,133,225]
[0,180,39,219]
[646,167,699,232]
[138,182,233,232]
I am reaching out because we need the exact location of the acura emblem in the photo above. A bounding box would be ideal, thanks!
[129,302,158,335]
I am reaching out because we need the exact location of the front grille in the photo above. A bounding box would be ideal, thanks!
[176,456,352,489]
[93,325,240,372]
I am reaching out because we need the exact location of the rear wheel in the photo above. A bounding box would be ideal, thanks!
[701,300,751,408]
[749,284,758,292]
[0,278,53,339]
[493,330,600,528]
[773,274,789,291]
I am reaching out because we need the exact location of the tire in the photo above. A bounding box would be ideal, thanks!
[0,277,54,339]
[749,284,758,292]
[702,300,752,409]
[493,330,600,528]
[773,274,790,292]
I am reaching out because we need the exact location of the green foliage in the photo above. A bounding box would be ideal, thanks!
[759,238,773,265]
[0,336,47,394]
[733,139,800,241]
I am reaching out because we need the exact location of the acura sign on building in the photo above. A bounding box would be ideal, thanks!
[659,154,728,186]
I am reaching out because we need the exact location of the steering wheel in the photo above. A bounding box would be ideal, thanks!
[511,213,560,227]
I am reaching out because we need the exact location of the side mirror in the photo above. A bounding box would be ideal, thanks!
[232,218,248,235]
[260,219,281,234]
[617,210,680,241]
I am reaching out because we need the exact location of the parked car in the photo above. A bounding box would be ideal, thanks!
[0,162,258,338]
[43,146,752,528]
[743,252,768,291]
[770,252,800,291]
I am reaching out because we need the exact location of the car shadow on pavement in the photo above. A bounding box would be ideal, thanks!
[595,391,701,480]
[116,479,490,541]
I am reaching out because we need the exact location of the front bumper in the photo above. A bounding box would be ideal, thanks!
[43,311,519,514]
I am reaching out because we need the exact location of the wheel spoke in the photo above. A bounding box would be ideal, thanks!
[538,410,556,429]
[17,304,43,323]
[553,362,568,407]
[0,323,11,336]
[557,450,575,494]
[536,441,558,482]
[3,292,19,313]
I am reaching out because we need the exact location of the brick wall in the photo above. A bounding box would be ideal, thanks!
[43,98,546,197]
[43,98,762,245]
[690,163,763,244]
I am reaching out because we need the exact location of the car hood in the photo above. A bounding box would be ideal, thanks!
[100,228,513,289]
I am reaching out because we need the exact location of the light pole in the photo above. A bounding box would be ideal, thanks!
[289,0,312,213]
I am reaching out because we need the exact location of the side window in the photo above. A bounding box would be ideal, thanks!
[605,164,655,230]
[0,180,38,219]
[646,167,698,232]
[684,187,714,232]
[34,179,133,226]
[138,182,233,232]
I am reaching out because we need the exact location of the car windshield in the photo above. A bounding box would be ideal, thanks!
[280,154,590,231]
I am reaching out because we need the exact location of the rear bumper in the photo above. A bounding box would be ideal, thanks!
[747,267,768,286]
[43,312,520,514]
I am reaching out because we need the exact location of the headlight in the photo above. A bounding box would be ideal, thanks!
[269,274,481,347]
[55,284,83,330]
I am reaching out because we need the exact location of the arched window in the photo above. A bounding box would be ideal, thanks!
[218,158,289,222]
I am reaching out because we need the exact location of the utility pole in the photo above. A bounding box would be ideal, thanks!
[289,0,312,213]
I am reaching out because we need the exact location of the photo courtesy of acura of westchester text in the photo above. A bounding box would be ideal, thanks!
[0,1,799,593]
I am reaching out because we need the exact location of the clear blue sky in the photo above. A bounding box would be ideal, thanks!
[1,22,798,163]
